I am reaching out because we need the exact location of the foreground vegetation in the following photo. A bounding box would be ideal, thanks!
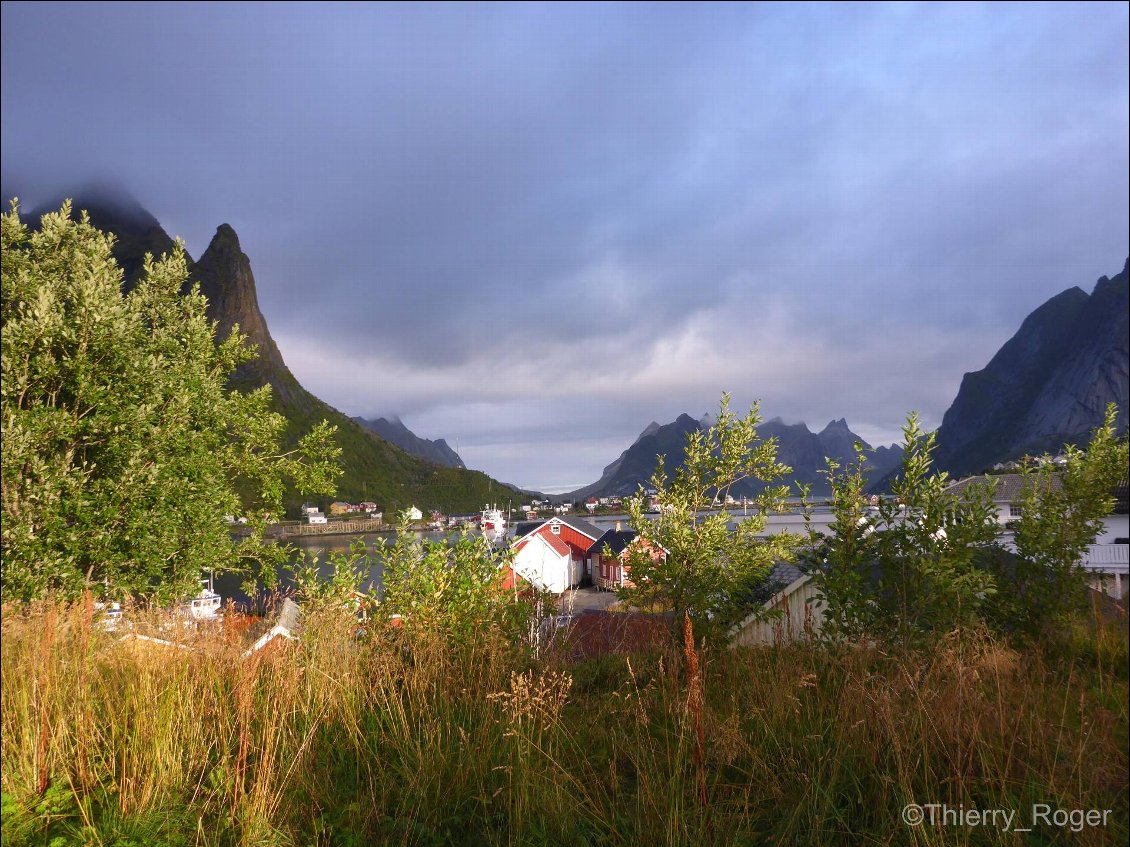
[2,597,1126,846]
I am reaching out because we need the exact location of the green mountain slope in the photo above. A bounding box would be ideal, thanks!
[35,193,525,516]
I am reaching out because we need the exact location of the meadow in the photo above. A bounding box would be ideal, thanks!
[2,596,1126,846]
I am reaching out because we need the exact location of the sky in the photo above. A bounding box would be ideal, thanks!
[2,2,1128,493]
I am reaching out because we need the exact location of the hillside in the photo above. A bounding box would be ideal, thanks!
[37,192,525,516]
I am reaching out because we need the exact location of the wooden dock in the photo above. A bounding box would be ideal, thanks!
[280,519,391,538]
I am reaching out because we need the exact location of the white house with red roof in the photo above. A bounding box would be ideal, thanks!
[510,516,604,594]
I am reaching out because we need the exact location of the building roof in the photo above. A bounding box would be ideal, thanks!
[554,515,605,541]
[558,610,671,660]
[514,515,605,544]
[767,561,805,588]
[513,528,573,558]
[945,473,1063,502]
[595,529,638,555]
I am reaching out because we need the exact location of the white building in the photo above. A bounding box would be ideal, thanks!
[946,474,1128,599]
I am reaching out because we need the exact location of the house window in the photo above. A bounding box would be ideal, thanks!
[1009,504,1024,517]
[550,523,561,535]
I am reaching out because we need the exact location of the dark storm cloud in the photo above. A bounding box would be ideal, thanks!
[3,2,1127,490]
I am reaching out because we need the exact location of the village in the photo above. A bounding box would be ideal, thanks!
[219,470,1128,662]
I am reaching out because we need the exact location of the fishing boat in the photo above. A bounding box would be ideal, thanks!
[480,505,508,545]
[178,572,222,621]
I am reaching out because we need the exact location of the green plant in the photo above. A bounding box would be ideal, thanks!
[619,394,803,644]
[984,404,1129,640]
[0,201,341,602]
[379,512,539,641]
[817,408,1128,647]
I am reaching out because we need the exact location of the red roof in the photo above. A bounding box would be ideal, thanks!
[541,532,572,557]
[514,528,574,558]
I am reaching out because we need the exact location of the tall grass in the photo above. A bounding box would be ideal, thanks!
[2,598,1126,846]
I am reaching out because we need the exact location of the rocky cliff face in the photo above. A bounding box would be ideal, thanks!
[570,413,902,499]
[353,416,466,469]
[192,224,301,404]
[934,260,1129,475]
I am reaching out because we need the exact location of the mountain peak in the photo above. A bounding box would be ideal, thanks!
[934,259,1128,474]
[571,411,897,499]
[213,222,240,243]
[353,416,466,469]
[633,421,662,444]
[193,222,296,399]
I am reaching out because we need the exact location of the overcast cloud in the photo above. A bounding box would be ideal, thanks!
[3,2,1127,491]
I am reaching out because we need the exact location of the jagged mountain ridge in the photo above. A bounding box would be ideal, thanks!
[570,414,903,500]
[933,260,1129,476]
[33,191,526,514]
[353,416,466,469]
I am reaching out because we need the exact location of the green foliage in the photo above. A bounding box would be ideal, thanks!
[620,394,803,642]
[1,202,341,602]
[817,408,1128,646]
[817,414,1000,645]
[379,512,537,640]
[983,404,1129,639]
[290,538,371,611]
[2,598,1126,846]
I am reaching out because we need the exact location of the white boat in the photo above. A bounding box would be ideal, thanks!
[480,505,508,545]
[178,573,222,621]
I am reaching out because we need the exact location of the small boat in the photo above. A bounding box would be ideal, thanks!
[178,573,222,621]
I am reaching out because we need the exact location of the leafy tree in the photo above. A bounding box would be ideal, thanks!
[816,408,1127,645]
[982,404,1128,639]
[378,512,536,640]
[815,414,999,645]
[620,394,803,644]
[1,202,341,602]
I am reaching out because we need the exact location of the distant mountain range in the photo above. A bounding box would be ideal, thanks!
[572,259,1128,498]
[30,188,526,515]
[568,414,904,500]
[932,259,1128,477]
[352,416,466,469]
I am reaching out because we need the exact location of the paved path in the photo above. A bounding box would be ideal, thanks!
[558,586,620,615]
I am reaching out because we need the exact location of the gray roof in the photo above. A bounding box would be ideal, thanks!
[554,515,605,541]
[595,529,638,555]
[944,473,1062,503]
[766,561,805,588]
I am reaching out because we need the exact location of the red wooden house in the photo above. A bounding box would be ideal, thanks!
[592,524,666,591]
[510,516,604,593]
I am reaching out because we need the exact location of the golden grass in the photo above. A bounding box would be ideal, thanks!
[1,597,1126,846]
